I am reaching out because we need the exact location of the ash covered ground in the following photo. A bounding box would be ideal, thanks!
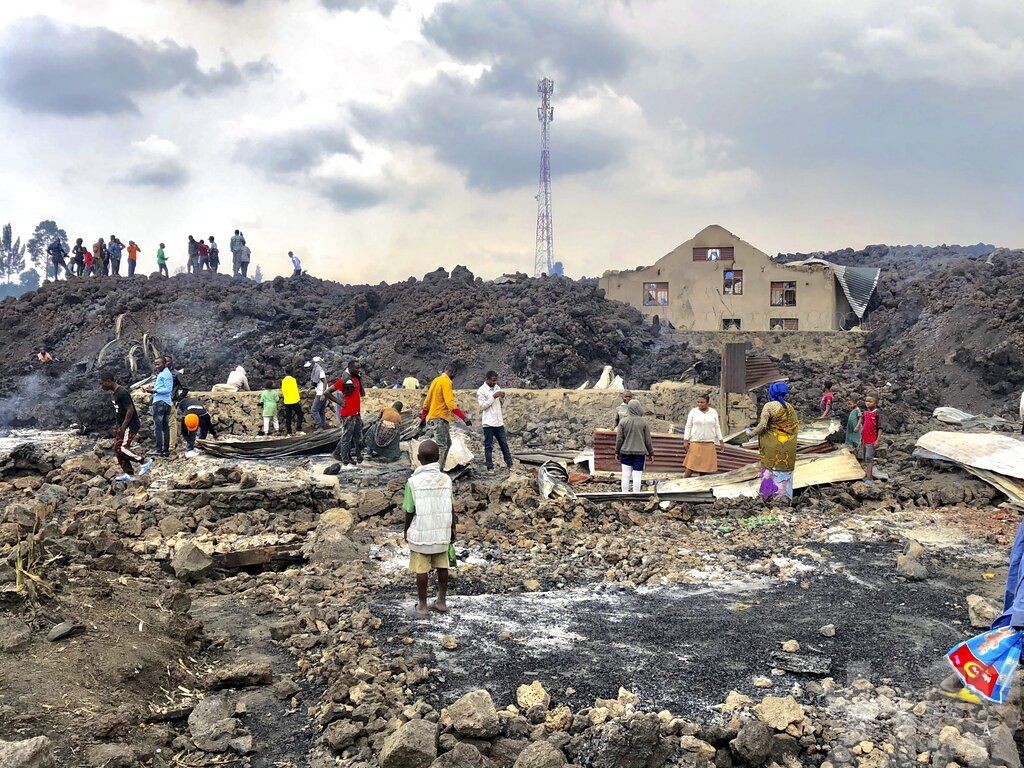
[2,247,1024,768]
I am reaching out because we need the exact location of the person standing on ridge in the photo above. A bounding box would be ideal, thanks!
[93,237,107,276]
[281,372,304,435]
[72,238,87,276]
[47,239,69,280]
[289,251,301,277]
[143,356,174,458]
[420,362,471,472]
[229,229,244,277]
[197,238,210,271]
[239,241,251,278]
[127,240,141,277]
[107,235,124,276]
[156,242,168,276]
[208,235,220,273]
[186,235,199,274]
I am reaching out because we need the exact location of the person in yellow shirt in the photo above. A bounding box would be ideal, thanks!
[281,374,303,435]
[419,363,471,471]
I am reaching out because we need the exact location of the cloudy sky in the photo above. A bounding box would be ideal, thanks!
[0,0,1021,281]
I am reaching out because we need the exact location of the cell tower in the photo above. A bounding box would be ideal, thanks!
[533,77,554,277]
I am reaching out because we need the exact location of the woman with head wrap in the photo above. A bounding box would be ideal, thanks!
[746,381,800,501]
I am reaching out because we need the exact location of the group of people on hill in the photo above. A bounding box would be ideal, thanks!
[44,230,305,282]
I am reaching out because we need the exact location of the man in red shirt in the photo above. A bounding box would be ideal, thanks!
[326,360,366,465]
[855,392,882,484]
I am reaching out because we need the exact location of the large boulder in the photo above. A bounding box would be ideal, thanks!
[753,696,804,731]
[304,508,364,564]
[730,720,772,764]
[516,681,551,711]
[172,541,213,580]
[512,741,567,768]
[578,713,671,768]
[966,594,1000,628]
[439,690,500,739]
[0,736,56,767]
[188,694,238,753]
[431,742,496,768]
[380,719,438,768]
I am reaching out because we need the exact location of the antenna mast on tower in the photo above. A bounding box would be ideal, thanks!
[533,77,554,277]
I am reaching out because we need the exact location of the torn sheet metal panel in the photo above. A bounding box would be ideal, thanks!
[514,450,579,466]
[738,418,840,450]
[199,428,344,459]
[932,407,1009,429]
[745,357,787,392]
[574,490,716,503]
[831,264,880,319]
[712,449,865,498]
[593,429,759,473]
[915,431,1024,481]
[537,461,576,500]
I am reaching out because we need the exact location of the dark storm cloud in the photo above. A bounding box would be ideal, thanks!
[0,16,275,116]
[317,178,387,209]
[126,159,191,189]
[200,0,396,11]
[234,127,359,178]
[422,0,640,95]
[353,71,626,191]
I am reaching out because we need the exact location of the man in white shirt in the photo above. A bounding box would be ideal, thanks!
[477,370,513,473]
[306,357,328,429]
[289,251,302,277]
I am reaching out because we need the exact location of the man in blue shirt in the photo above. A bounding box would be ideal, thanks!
[145,356,174,457]
[107,236,125,276]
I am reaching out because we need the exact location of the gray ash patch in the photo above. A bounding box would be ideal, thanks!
[377,542,965,718]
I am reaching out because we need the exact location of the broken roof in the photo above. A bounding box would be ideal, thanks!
[786,258,881,319]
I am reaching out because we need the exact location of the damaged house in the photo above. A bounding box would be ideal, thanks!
[599,224,880,332]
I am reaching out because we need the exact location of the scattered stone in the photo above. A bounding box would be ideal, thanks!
[304,508,365,564]
[440,690,500,739]
[45,621,84,642]
[780,640,800,653]
[431,742,495,768]
[939,727,989,768]
[753,695,804,731]
[380,719,438,768]
[896,540,928,581]
[988,724,1021,768]
[172,541,214,580]
[206,662,273,689]
[516,680,551,711]
[769,651,832,675]
[0,736,56,767]
[84,743,137,767]
[730,720,773,764]
[966,594,1000,628]
[819,623,836,637]
[188,694,238,753]
[324,720,362,752]
[0,618,32,652]
[544,706,571,733]
[753,676,773,689]
[512,741,567,768]
[523,579,541,592]
[229,735,254,755]
[440,635,458,650]
[678,735,716,761]
[579,712,670,768]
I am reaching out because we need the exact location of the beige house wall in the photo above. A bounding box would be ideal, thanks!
[599,225,853,332]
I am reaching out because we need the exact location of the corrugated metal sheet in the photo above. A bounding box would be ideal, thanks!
[593,429,760,473]
[745,357,786,392]
[832,264,881,319]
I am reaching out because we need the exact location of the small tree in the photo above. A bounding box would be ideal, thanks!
[253,264,264,283]
[0,223,27,284]
[19,269,40,291]
[26,220,68,277]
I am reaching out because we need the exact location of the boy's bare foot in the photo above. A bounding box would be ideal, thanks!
[415,603,429,617]
[431,600,448,613]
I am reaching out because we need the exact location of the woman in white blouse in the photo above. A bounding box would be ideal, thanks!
[682,393,724,477]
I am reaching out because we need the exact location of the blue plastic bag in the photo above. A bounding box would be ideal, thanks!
[947,626,1022,703]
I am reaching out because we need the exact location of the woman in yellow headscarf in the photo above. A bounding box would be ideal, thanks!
[746,381,799,501]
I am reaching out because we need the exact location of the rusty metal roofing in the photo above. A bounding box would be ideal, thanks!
[745,357,787,392]
[593,429,760,474]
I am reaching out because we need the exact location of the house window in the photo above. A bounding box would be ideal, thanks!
[692,246,735,262]
[643,282,669,307]
[770,318,799,331]
[722,318,742,330]
[770,281,797,306]
[723,270,743,295]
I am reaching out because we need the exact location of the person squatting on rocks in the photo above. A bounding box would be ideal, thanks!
[403,439,456,617]
[107,236,124,276]
[156,243,168,276]
[213,365,250,392]
[144,356,174,458]
[747,381,800,502]
[327,360,365,466]
[100,371,151,482]
[281,372,304,435]
[614,390,634,427]
[47,238,69,280]
[306,357,328,429]
[260,380,280,435]
[615,399,654,493]
[364,401,404,462]
[477,370,513,474]
[177,392,216,458]
[420,362,471,472]
[682,392,723,477]
[855,392,883,485]
[127,240,141,276]
[230,229,245,277]
[289,251,301,277]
